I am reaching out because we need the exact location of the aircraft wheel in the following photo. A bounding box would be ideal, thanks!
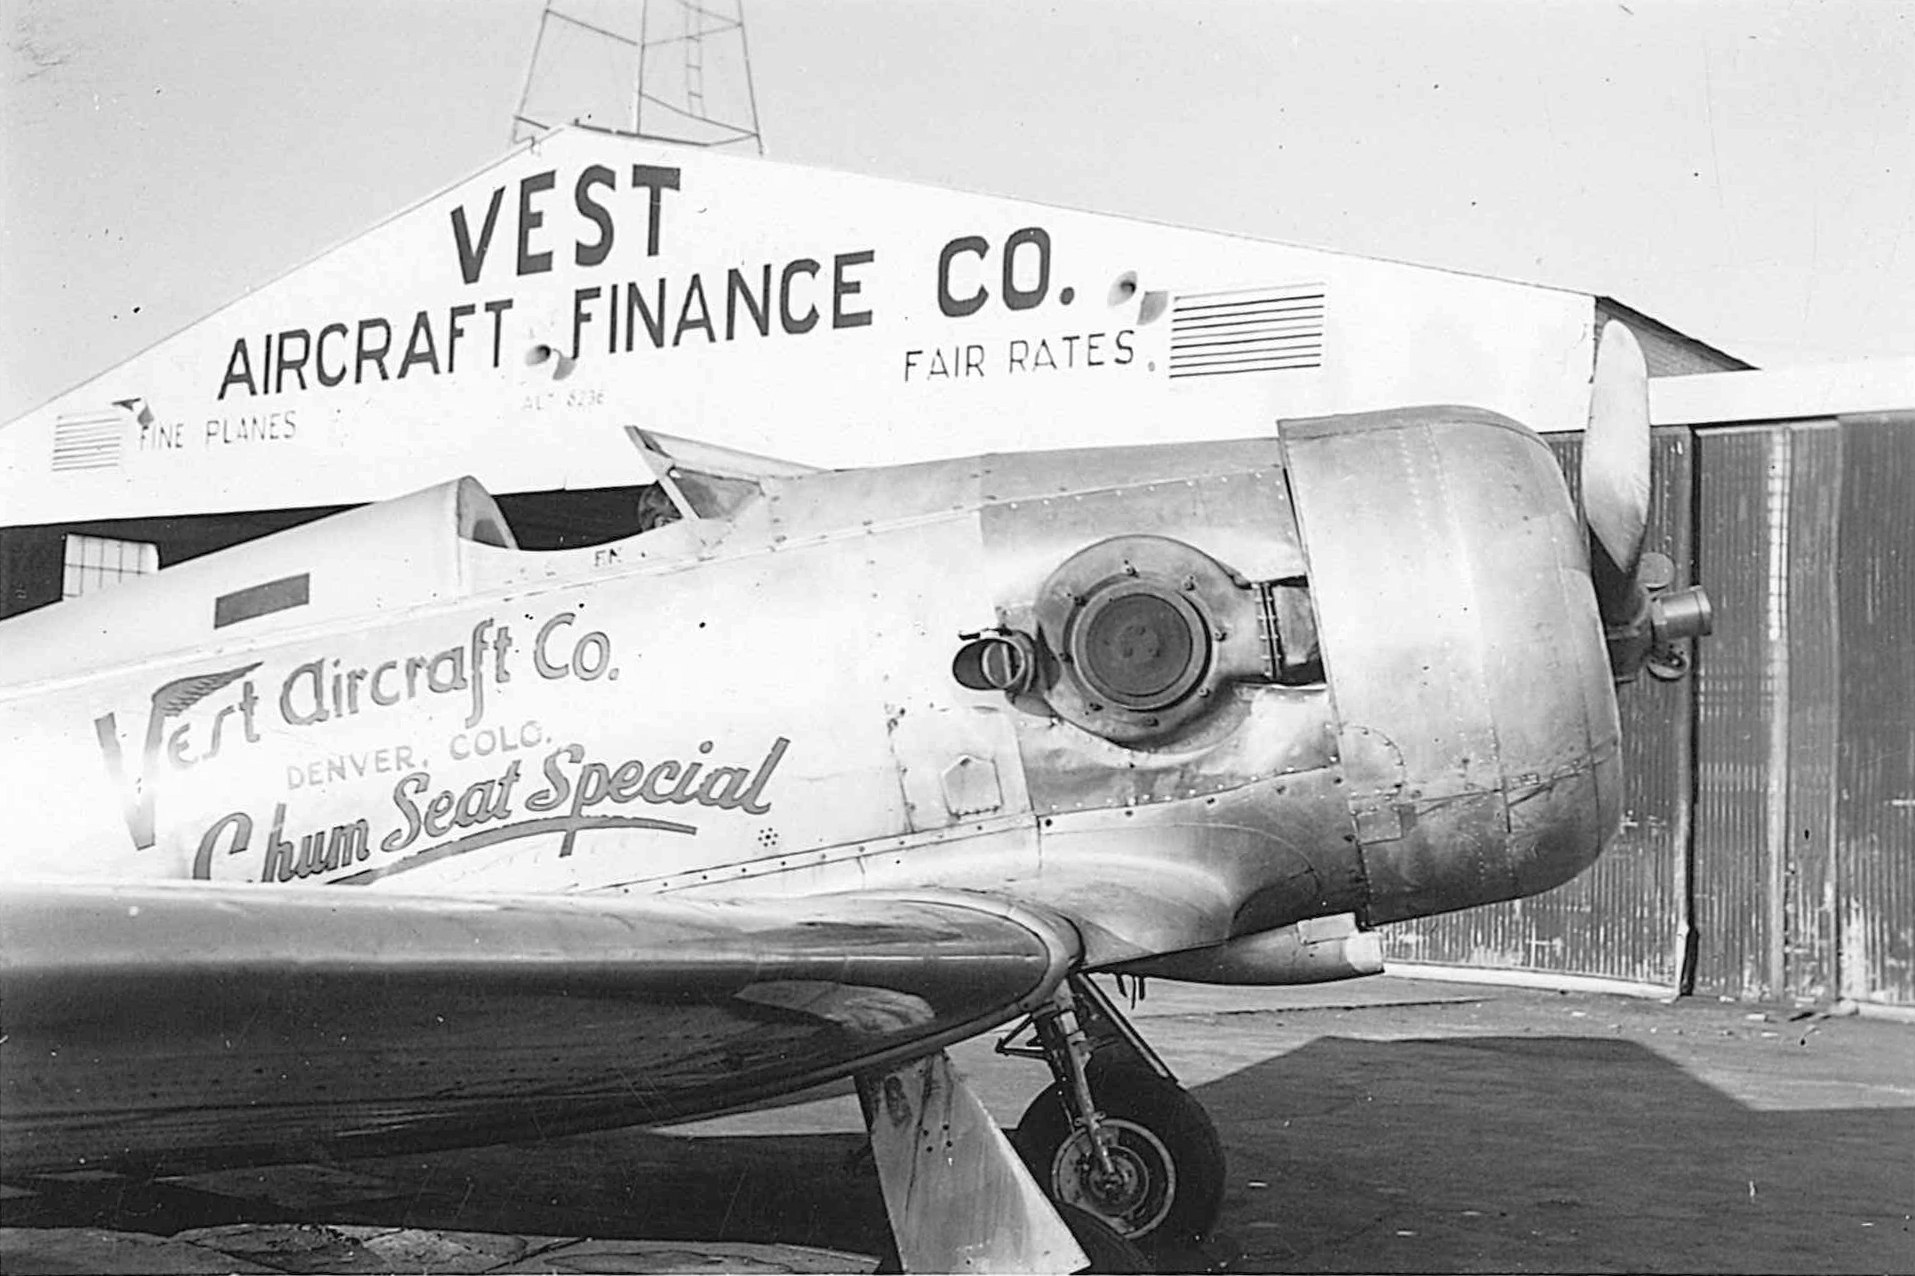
[1057,1203,1154,1273]
[1013,1064,1225,1253]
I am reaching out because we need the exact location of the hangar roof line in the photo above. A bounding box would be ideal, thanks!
[1652,356,1915,427]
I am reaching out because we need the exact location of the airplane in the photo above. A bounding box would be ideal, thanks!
[0,322,1709,1272]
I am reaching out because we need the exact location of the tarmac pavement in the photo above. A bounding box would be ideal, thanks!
[5,975,1911,1273]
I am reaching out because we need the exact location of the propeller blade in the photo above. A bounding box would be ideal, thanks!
[1582,321,1652,625]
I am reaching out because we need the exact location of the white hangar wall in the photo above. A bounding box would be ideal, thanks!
[1,125,1600,525]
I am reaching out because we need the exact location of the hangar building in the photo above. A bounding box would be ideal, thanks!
[2,126,1908,1013]
[0,125,1742,596]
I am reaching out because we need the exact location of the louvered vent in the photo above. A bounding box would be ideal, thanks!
[51,409,126,472]
[1168,283,1325,379]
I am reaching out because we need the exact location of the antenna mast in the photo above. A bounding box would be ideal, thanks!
[513,0,764,153]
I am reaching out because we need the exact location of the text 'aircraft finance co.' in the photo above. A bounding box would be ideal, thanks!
[0,324,1708,1271]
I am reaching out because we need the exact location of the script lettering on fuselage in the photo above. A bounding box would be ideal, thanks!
[91,608,614,853]
[189,736,791,884]
[85,600,796,885]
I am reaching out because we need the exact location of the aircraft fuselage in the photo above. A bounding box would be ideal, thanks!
[0,408,1620,971]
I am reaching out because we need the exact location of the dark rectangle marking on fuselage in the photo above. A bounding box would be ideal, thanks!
[214,574,311,628]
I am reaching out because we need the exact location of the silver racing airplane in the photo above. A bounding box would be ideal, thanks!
[0,324,1709,1271]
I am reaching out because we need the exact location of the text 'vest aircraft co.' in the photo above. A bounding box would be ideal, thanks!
[0,323,1709,1271]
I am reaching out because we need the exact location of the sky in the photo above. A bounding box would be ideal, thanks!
[3,0,1913,424]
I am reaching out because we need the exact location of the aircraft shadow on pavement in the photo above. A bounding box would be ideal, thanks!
[6,1035,1909,1273]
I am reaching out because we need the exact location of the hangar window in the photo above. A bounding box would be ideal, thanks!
[62,534,158,598]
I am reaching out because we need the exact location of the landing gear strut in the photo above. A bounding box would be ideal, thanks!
[1003,975,1226,1257]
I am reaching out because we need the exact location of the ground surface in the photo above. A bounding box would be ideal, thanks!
[4,976,1911,1273]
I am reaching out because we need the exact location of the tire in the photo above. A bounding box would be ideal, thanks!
[1012,1064,1226,1253]
[1056,1203,1155,1273]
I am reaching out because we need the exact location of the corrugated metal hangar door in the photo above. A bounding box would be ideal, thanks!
[1828,415,1915,1009]
[1692,414,1914,1007]
[1386,417,1915,1011]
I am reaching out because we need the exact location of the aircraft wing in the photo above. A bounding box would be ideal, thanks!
[0,882,1077,1178]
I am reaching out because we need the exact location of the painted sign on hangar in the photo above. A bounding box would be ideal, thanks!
[2,125,1595,523]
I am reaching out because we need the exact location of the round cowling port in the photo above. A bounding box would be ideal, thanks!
[1070,585,1210,711]
[1027,535,1262,746]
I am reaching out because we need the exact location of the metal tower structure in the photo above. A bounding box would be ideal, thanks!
[513,0,764,153]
